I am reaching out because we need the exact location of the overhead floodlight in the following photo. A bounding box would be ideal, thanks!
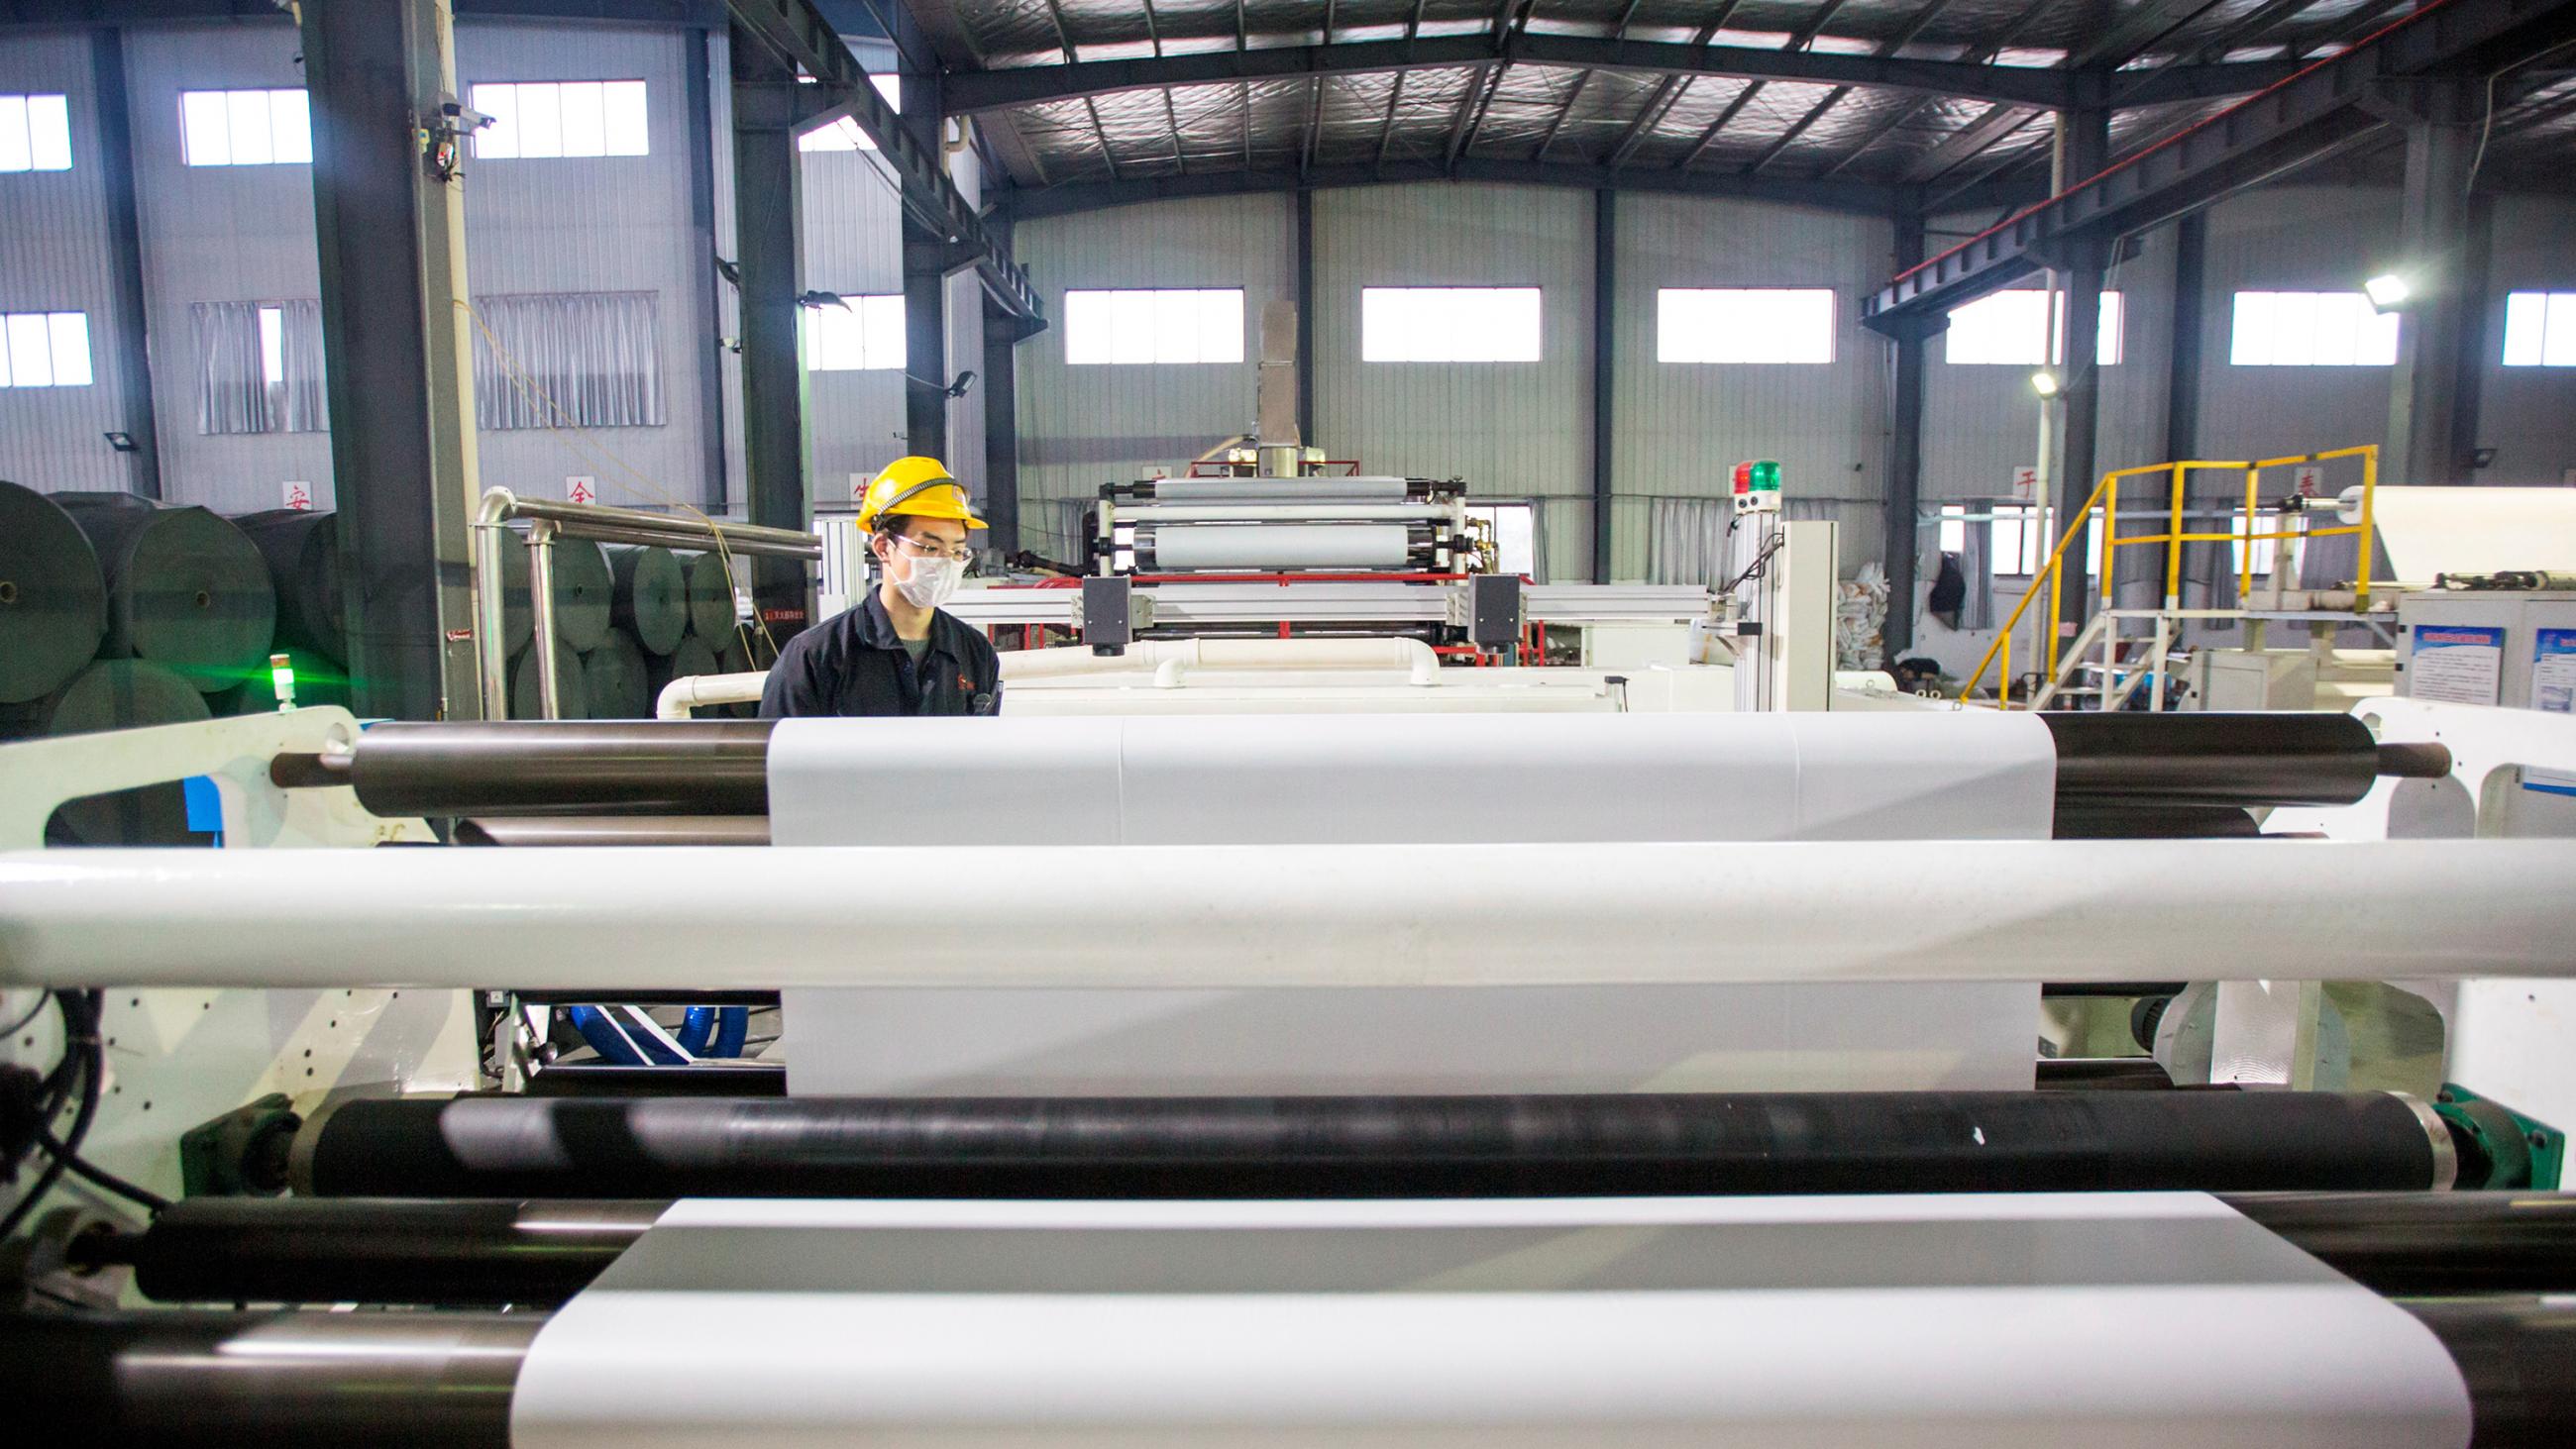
[2364,273,2412,313]
[2029,369,2062,398]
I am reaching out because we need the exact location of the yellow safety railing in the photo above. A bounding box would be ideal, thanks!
[1956,445,2379,706]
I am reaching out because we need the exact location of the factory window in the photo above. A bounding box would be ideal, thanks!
[2501,291,2576,366]
[1657,288,1835,363]
[1062,289,1245,365]
[1943,289,2124,365]
[799,75,905,152]
[470,81,649,159]
[1361,287,1542,362]
[0,94,72,171]
[1465,502,1539,578]
[2234,510,2279,580]
[178,88,310,166]
[2227,291,2399,366]
[0,311,93,388]
[1970,503,2101,580]
[805,294,907,371]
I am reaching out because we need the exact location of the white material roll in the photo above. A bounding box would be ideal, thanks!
[766,711,2058,846]
[5,838,2572,990]
[2339,484,2576,578]
[1141,523,1412,569]
[1150,475,1413,502]
[508,1192,2472,1449]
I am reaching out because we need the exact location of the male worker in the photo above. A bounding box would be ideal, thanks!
[760,457,1001,717]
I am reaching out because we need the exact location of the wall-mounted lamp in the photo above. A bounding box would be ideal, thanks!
[2029,369,2062,399]
[2364,273,2412,313]
[102,432,138,454]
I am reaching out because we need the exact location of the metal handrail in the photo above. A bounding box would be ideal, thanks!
[1955,446,2379,706]
[472,488,823,720]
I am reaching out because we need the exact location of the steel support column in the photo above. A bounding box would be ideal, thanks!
[684,28,728,509]
[88,28,161,500]
[2164,213,2223,604]
[1590,189,1615,584]
[2050,108,2107,636]
[979,207,1022,557]
[2383,83,2481,487]
[298,0,483,720]
[1881,213,1926,662]
[1295,188,1317,446]
[900,61,947,462]
[729,30,811,647]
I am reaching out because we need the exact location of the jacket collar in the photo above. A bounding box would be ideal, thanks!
[853,588,963,659]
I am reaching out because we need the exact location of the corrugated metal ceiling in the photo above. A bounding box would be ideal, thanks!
[935,1,2575,197]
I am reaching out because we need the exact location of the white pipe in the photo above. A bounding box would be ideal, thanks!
[4,840,2571,990]
[655,672,770,719]
[999,638,1440,686]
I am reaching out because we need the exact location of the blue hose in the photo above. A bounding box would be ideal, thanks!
[709,1005,749,1059]
[674,1006,717,1056]
[565,1005,689,1066]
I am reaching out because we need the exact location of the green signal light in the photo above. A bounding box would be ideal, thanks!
[270,652,297,712]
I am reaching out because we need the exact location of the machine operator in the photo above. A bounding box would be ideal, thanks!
[759,457,1002,718]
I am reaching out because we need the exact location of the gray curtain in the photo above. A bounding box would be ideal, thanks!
[193,300,328,436]
[1958,505,1994,630]
[1647,497,1731,585]
[275,299,327,432]
[473,290,666,431]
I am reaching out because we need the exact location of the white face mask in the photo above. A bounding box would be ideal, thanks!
[892,552,964,610]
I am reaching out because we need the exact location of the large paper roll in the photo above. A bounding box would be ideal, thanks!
[1149,475,1413,502]
[2344,485,2576,580]
[509,1193,2473,1449]
[1140,522,1412,569]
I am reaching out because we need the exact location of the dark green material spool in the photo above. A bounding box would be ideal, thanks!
[510,640,589,721]
[54,493,275,694]
[2,659,213,844]
[581,628,652,719]
[679,551,737,639]
[0,479,109,703]
[541,537,613,653]
[232,508,345,662]
[604,545,686,656]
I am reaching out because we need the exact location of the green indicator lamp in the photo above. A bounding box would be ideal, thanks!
[270,653,297,712]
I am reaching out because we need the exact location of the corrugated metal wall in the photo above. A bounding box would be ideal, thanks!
[1920,212,2176,504]
[454,23,708,513]
[2195,185,2399,468]
[1313,184,1596,578]
[0,31,140,494]
[2483,193,2576,485]
[11,20,717,513]
[1612,194,1892,579]
[1010,192,1293,561]
[120,23,333,511]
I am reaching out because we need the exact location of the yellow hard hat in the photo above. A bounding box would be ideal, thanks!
[857,457,987,532]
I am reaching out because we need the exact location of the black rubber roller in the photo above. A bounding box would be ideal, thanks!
[679,551,737,638]
[537,537,613,652]
[0,479,109,702]
[53,493,275,695]
[345,720,773,816]
[509,640,589,721]
[294,1090,2455,1199]
[2041,711,2383,811]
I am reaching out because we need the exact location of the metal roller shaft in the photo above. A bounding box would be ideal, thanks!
[347,720,774,816]
[14,1298,2575,1446]
[95,1191,2576,1309]
[453,815,771,846]
[316,713,2415,822]
[291,1090,2456,1200]
[2040,711,2384,810]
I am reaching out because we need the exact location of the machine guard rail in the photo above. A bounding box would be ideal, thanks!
[1958,446,2379,707]
[472,488,822,721]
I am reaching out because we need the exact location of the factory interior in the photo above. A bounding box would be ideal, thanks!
[9,0,2576,1443]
